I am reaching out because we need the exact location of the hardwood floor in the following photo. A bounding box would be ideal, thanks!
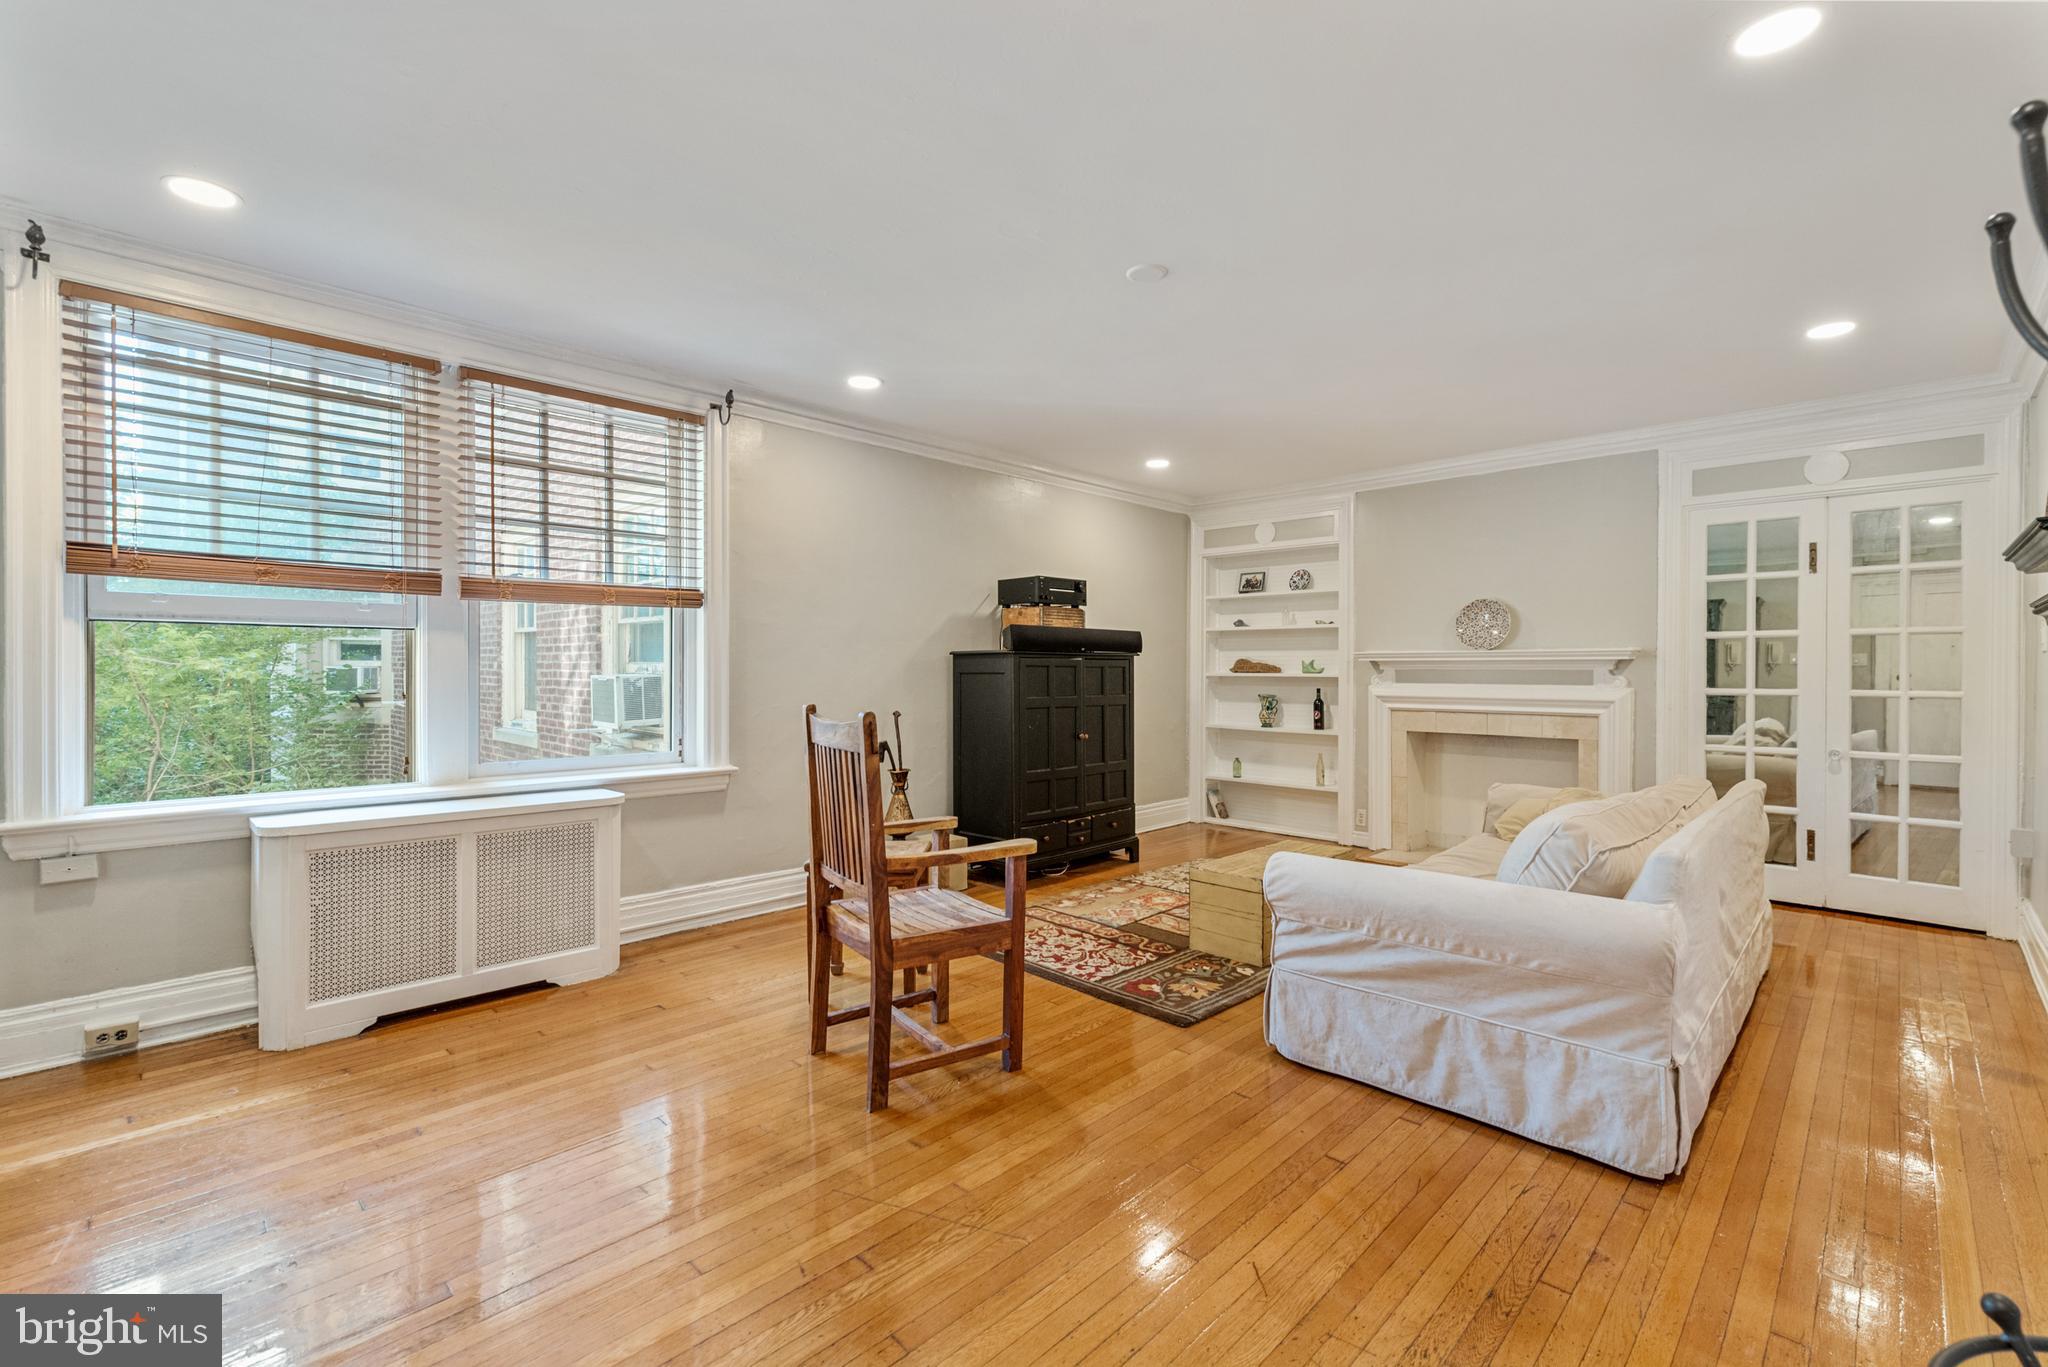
[2,823,2045,1364]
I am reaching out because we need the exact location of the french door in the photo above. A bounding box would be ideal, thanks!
[1687,481,1991,928]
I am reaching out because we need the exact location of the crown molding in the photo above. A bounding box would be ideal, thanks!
[1196,368,2032,511]
[0,200,1191,518]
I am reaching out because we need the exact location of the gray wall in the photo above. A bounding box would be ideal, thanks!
[2027,381,2048,913]
[617,416,1190,895]
[0,415,1190,1009]
[1351,450,1662,802]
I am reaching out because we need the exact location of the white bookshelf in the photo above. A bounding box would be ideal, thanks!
[1188,502,1352,843]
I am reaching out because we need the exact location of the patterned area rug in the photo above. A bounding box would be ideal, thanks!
[1020,859,1268,1027]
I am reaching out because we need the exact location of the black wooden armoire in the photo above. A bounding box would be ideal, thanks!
[951,651,1138,870]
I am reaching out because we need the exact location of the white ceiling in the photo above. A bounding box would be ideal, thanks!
[3,1,2044,502]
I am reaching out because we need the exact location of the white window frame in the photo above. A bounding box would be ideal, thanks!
[0,228,732,859]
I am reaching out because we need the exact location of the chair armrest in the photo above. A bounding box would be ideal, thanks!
[886,837,1036,872]
[884,815,959,836]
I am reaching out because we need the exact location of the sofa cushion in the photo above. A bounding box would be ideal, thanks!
[1482,782,1564,834]
[1494,786,1599,840]
[1497,777,1716,898]
[1410,833,1513,880]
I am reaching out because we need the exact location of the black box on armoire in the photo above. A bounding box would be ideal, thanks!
[951,650,1138,871]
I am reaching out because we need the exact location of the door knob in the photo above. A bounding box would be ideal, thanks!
[1077,731,1091,740]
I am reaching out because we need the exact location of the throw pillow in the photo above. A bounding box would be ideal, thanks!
[1493,786,1600,840]
[1496,777,1716,898]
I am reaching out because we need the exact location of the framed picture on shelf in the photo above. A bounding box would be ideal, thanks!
[1237,571,1266,594]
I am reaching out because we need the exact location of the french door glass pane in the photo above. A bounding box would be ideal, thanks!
[1851,697,1897,752]
[1908,634,1962,692]
[1908,568,1961,626]
[1850,820,1895,877]
[1907,827,1959,886]
[1756,638,1798,688]
[1908,697,1962,756]
[1705,581,1747,631]
[1707,752,1749,797]
[1850,634,1900,691]
[1756,518,1801,572]
[1855,758,1891,813]
[1753,694,1797,739]
[1706,638,1747,689]
[1707,523,1748,575]
[1905,761,1961,818]
[1850,572,1900,627]
[1851,509,1901,566]
[1766,812,1795,867]
[1909,504,1962,562]
[1705,694,1745,743]
[1754,577,1799,630]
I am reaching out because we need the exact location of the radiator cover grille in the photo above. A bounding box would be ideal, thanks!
[306,835,459,1001]
[476,821,598,967]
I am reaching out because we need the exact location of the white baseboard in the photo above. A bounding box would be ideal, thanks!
[620,865,808,944]
[1136,797,1192,833]
[0,965,257,1081]
[2019,899,2048,1020]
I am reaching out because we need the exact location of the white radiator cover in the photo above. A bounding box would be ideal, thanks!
[250,788,622,1050]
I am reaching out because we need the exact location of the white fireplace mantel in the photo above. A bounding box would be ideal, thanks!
[1360,648,1648,684]
[1362,652,1639,851]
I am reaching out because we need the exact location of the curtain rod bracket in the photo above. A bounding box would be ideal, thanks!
[712,388,735,427]
[19,220,49,280]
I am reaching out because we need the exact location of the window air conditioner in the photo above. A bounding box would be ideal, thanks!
[590,672,667,731]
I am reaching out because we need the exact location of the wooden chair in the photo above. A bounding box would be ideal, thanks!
[804,706,1035,1111]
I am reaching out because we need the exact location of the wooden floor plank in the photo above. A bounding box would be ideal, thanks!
[0,824,2042,1365]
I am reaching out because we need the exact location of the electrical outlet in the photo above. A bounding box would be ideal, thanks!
[39,854,99,885]
[1356,809,1370,829]
[83,1021,139,1057]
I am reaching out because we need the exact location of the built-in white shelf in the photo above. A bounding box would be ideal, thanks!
[1206,670,1339,681]
[1193,503,1354,846]
[1207,772,1341,795]
[1199,536,1340,561]
[1206,588,1339,604]
[1206,722,1339,738]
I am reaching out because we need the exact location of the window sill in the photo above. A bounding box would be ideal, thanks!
[0,763,737,860]
[491,724,543,749]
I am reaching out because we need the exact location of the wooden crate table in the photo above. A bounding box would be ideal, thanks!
[1187,838,1354,967]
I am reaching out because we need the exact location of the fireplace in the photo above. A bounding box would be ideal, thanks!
[1362,650,1642,854]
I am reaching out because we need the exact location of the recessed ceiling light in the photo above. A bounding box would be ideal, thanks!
[1805,320,1856,340]
[1145,457,1171,470]
[162,175,241,209]
[1125,264,1169,284]
[845,375,882,391]
[1733,7,1822,59]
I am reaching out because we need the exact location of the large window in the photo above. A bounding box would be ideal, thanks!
[4,265,723,842]
[474,603,674,763]
[90,611,413,804]
[58,285,440,807]
[459,370,703,771]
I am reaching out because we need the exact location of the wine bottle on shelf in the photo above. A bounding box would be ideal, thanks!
[1312,688,1326,731]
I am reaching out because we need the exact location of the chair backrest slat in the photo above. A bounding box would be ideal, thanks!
[804,706,889,934]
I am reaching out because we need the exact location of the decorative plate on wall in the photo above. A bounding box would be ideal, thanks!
[1454,598,1514,650]
[1288,568,1314,591]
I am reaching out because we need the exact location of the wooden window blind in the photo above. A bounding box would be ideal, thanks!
[59,282,445,595]
[457,368,705,607]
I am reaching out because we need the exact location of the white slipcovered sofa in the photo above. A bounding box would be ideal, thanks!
[1264,777,1773,1178]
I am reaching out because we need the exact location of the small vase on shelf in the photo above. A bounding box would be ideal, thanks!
[1231,756,1242,778]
